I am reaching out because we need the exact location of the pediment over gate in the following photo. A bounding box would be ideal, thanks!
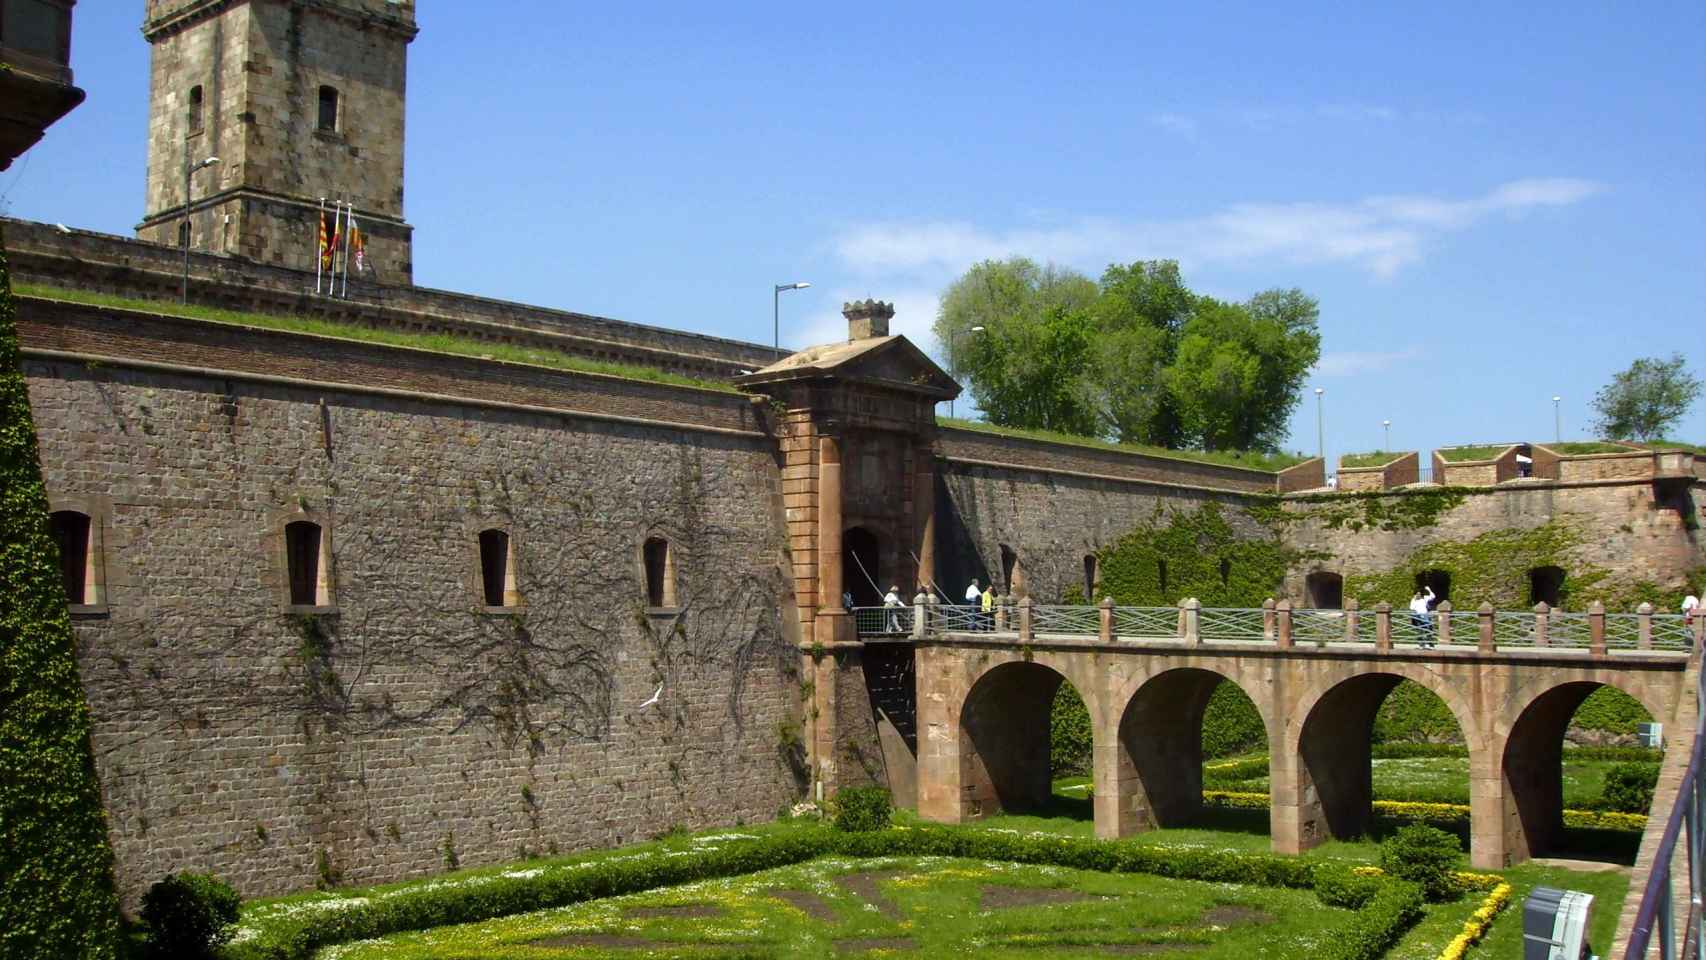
[734,330,960,402]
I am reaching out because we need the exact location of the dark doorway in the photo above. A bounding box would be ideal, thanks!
[1529,566,1566,607]
[1083,555,1098,602]
[1415,569,1451,605]
[1000,544,1019,595]
[844,526,881,608]
[1306,571,1344,609]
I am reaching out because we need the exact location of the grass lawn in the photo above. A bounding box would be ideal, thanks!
[1434,445,1509,462]
[1545,441,1638,455]
[1341,450,1404,468]
[936,416,1307,473]
[326,854,1349,959]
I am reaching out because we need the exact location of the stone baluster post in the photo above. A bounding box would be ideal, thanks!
[1345,598,1360,644]
[1637,602,1654,651]
[1534,602,1550,647]
[1436,601,1452,646]
[1695,610,1705,648]
[1478,602,1495,654]
[926,593,938,635]
[1099,597,1114,644]
[1375,601,1391,651]
[1018,597,1034,644]
[1262,598,1276,643]
[1275,599,1293,649]
[1184,598,1202,645]
[911,592,928,640]
[1589,601,1606,657]
[994,595,1008,633]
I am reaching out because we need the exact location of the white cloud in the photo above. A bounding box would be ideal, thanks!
[1314,347,1424,377]
[832,178,1604,281]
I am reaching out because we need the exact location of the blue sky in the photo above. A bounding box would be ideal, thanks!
[7,2,1705,464]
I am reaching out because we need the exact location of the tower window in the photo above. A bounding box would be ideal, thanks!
[285,520,325,606]
[188,85,204,133]
[1083,554,1098,602]
[317,85,339,132]
[643,537,675,608]
[49,510,91,605]
[479,529,514,608]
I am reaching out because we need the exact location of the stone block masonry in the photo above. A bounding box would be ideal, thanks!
[25,355,799,903]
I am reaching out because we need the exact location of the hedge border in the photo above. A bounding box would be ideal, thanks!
[225,825,1422,960]
[1201,791,1648,832]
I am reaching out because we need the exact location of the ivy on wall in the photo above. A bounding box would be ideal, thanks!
[1093,501,1298,607]
[0,229,125,957]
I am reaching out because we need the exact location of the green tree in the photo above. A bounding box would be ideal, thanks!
[1592,354,1701,441]
[934,257,1320,453]
[0,227,125,959]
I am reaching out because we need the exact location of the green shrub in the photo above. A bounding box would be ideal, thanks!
[1319,880,1424,960]
[141,872,240,958]
[832,787,893,832]
[1601,762,1660,813]
[1378,825,1463,901]
[1201,681,1267,758]
[1312,863,1381,908]
[1202,757,1269,785]
[1571,687,1653,736]
[1373,681,1463,744]
[0,228,126,959]
[1050,684,1093,776]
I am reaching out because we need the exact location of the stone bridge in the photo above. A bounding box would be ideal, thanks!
[896,600,1702,871]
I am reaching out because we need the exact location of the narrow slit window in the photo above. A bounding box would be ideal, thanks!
[643,537,674,608]
[188,85,204,133]
[50,510,90,605]
[285,520,323,606]
[317,85,339,132]
[479,529,511,607]
[1083,555,1098,602]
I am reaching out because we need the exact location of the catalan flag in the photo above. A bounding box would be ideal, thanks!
[349,210,366,275]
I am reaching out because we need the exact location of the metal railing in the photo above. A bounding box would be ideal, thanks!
[851,605,911,636]
[1031,604,1101,635]
[1623,665,1706,959]
[1197,607,1266,643]
[1115,606,1182,639]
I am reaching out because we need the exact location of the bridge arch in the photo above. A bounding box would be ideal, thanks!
[1491,674,1668,863]
[955,657,1094,819]
[1280,665,1479,853]
[1103,665,1274,837]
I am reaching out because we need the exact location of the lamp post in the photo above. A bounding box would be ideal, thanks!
[181,143,220,304]
[1382,419,1391,452]
[947,325,985,419]
[1314,388,1325,461]
[773,281,810,352]
[1552,396,1562,443]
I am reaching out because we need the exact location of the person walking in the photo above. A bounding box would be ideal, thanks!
[981,582,995,631]
[883,584,904,633]
[965,578,982,630]
[1409,586,1436,648]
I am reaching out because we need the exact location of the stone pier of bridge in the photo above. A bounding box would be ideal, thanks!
[914,632,1699,869]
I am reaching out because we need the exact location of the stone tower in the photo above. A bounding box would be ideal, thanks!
[136,0,417,283]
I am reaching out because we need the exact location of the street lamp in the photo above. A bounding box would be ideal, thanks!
[1382,419,1391,451]
[1314,388,1325,462]
[1552,396,1562,444]
[773,281,810,352]
[947,325,985,419]
[181,146,220,304]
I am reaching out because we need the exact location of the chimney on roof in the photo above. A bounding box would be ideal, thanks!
[843,299,894,340]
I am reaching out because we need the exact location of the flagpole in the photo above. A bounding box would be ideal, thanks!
[340,201,351,298]
[315,197,325,294]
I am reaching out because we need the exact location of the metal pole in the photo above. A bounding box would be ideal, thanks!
[1383,419,1391,451]
[948,328,957,419]
[181,137,191,304]
[1314,389,1325,460]
[1553,396,1562,443]
[773,286,779,353]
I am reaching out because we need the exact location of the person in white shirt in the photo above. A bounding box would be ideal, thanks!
[1684,595,1700,623]
[965,579,983,629]
[1409,586,1436,648]
[882,585,904,632]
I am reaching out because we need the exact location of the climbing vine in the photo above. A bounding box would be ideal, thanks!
[0,228,125,957]
[1093,501,1299,607]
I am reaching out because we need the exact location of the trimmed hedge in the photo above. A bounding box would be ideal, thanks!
[141,872,241,958]
[1601,762,1660,813]
[1379,825,1462,901]
[832,787,893,832]
[0,227,126,958]
[227,824,1416,960]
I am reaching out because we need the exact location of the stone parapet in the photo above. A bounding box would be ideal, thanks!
[1433,444,1521,486]
[1337,451,1419,491]
[4,218,784,379]
[937,426,1279,495]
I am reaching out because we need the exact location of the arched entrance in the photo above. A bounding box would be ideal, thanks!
[959,661,1073,817]
[1305,571,1344,609]
[843,526,881,608]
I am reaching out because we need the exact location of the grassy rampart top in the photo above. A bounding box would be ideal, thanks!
[16,284,741,395]
[1434,445,1512,462]
[937,417,1305,474]
[1339,451,1404,469]
[1538,441,1642,456]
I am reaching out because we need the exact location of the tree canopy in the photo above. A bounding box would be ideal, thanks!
[934,257,1320,452]
[1592,354,1701,442]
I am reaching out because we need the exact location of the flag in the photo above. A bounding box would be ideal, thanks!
[318,209,332,271]
[327,208,342,264]
[349,211,366,275]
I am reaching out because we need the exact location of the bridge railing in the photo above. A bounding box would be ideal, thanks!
[900,597,1700,653]
[1622,662,1706,959]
